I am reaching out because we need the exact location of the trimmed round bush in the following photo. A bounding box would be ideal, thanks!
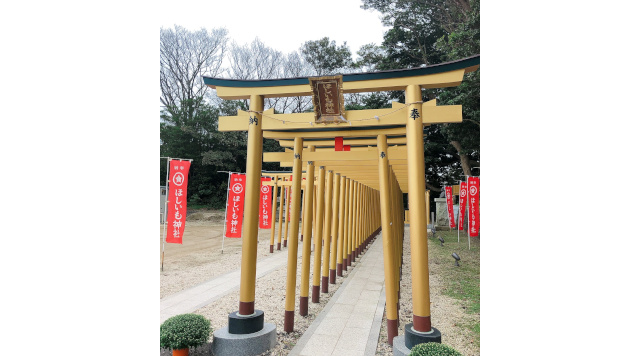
[160,314,212,350]
[409,342,463,356]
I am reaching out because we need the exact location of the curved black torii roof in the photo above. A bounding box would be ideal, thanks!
[203,55,479,89]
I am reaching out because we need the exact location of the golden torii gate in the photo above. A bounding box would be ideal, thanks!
[204,55,479,354]
[260,171,300,252]
[265,138,417,343]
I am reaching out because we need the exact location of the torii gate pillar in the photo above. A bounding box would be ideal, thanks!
[403,85,441,348]
[212,94,277,356]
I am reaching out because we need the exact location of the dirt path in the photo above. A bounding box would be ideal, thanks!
[160,210,288,298]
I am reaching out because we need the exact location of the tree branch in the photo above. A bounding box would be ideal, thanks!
[426,182,443,193]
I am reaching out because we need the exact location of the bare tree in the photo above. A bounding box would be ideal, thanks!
[229,38,283,112]
[280,52,314,113]
[228,39,314,114]
[229,38,283,80]
[160,25,228,117]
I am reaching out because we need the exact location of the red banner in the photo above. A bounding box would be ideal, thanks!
[445,186,456,228]
[259,177,272,229]
[166,160,191,244]
[468,177,480,237]
[225,173,246,238]
[458,181,467,231]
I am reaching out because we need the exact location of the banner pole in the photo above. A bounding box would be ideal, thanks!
[458,180,461,244]
[161,157,171,271]
[162,199,168,270]
[222,172,231,254]
[467,175,471,251]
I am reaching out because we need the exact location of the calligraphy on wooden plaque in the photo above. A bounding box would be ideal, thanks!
[309,75,345,124]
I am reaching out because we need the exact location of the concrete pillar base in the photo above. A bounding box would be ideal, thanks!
[211,323,276,356]
[228,310,264,334]
[404,324,441,350]
[392,335,410,356]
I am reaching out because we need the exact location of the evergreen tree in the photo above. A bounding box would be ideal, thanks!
[160,98,248,208]
[360,0,481,187]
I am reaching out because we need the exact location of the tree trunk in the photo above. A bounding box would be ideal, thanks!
[425,182,442,193]
[450,140,472,176]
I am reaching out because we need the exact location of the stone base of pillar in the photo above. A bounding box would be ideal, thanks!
[329,269,336,284]
[212,322,276,356]
[392,327,441,356]
[403,324,441,350]
[269,245,273,253]
[277,242,281,250]
[228,310,264,335]
[392,335,410,356]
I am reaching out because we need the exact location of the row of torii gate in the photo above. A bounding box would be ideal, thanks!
[203,55,479,353]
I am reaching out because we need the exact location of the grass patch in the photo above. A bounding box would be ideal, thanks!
[429,230,480,344]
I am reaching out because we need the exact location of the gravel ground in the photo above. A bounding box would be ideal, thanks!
[192,241,352,355]
[160,213,479,355]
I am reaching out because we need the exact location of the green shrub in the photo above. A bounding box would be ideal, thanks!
[409,342,463,356]
[160,314,212,350]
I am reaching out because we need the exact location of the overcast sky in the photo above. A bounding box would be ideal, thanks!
[158,0,389,59]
